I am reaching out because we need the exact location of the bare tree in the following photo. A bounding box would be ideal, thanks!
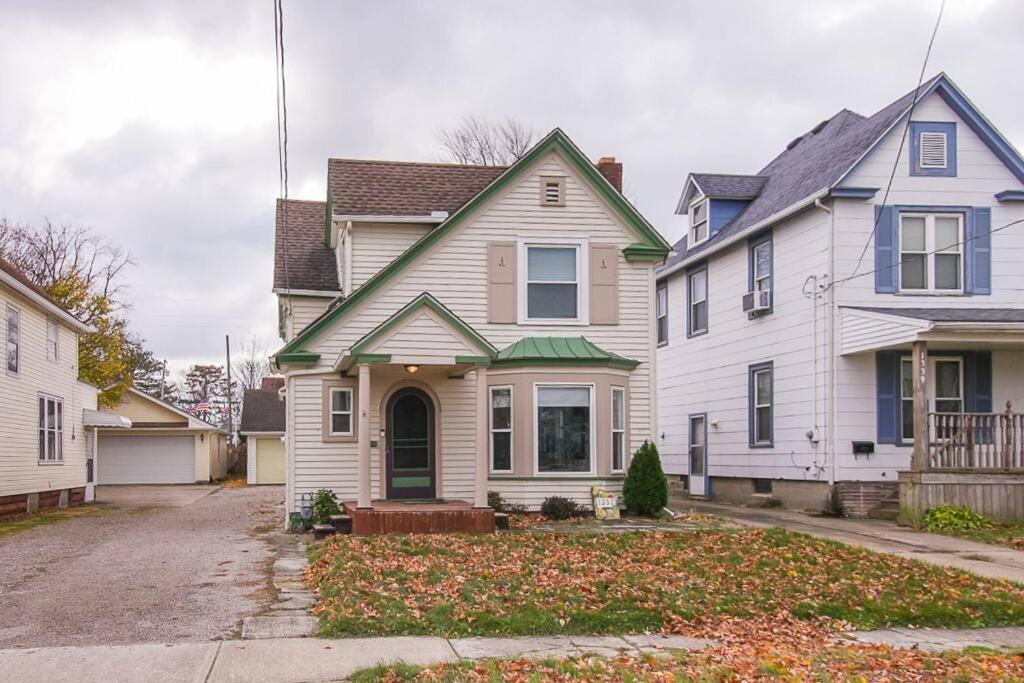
[233,335,272,391]
[437,117,536,166]
[0,218,132,322]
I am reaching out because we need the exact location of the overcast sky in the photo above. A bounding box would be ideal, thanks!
[1,0,1021,376]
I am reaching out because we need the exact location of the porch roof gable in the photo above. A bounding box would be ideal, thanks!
[494,336,640,369]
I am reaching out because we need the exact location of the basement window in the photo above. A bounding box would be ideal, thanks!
[753,478,773,494]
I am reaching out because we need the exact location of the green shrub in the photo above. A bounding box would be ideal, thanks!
[923,505,993,533]
[540,496,585,520]
[487,490,528,515]
[312,488,342,524]
[622,440,668,516]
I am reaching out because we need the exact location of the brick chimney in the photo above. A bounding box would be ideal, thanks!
[596,157,623,193]
[261,376,285,392]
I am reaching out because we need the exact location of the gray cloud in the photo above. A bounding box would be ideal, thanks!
[2,0,1021,371]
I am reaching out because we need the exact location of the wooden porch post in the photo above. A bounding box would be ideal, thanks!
[912,340,929,471]
[357,362,372,509]
[473,366,489,508]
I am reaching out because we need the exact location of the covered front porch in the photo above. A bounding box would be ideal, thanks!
[841,307,1024,521]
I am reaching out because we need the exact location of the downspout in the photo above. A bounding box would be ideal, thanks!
[343,220,353,297]
[815,197,837,488]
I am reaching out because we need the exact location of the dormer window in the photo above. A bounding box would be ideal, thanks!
[540,176,565,207]
[689,197,709,246]
[910,122,956,177]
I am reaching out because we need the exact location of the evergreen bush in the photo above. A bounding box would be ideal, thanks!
[622,440,668,515]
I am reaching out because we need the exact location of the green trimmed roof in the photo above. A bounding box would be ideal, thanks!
[273,128,670,366]
[494,337,639,369]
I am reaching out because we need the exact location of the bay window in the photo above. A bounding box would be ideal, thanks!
[536,385,592,473]
[611,387,625,472]
[490,386,513,473]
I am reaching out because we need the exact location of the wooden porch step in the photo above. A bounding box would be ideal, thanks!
[312,524,336,540]
[329,514,353,534]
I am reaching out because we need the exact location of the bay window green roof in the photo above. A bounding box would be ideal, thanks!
[494,337,639,369]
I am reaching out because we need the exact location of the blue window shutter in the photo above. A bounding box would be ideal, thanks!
[964,351,992,412]
[967,207,992,295]
[874,206,898,293]
[876,351,900,444]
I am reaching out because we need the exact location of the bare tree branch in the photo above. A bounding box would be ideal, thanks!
[436,117,536,166]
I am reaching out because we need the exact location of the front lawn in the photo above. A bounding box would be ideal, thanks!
[306,528,1024,638]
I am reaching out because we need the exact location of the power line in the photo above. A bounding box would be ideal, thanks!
[274,0,293,316]
[828,216,1024,291]
[842,0,946,288]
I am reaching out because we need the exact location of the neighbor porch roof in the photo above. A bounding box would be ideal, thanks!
[840,306,1024,355]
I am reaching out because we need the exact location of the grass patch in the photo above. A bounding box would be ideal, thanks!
[307,528,1024,638]
[926,523,1024,551]
[0,506,100,539]
[350,645,1024,682]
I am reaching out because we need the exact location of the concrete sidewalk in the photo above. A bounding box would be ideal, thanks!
[681,500,1024,583]
[0,634,712,683]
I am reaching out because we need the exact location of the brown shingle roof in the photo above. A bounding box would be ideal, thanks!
[273,198,338,292]
[327,159,506,217]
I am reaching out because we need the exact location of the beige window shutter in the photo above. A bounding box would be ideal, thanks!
[487,242,516,323]
[589,244,619,325]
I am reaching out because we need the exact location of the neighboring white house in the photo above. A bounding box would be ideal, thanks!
[656,74,1024,515]
[96,387,229,484]
[0,257,116,515]
[271,129,670,520]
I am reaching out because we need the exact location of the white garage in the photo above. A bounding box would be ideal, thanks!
[96,388,230,485]
[98,434,196,484]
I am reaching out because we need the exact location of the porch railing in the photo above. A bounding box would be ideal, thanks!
[928,402,1024,471]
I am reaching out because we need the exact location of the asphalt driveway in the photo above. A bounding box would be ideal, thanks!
[0,485,283,649]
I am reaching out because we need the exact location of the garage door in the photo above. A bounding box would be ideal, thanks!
[255,437,285,484]
[98,434,195,484]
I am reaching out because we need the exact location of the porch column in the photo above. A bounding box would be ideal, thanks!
[473,366,489,508]
[357,362,372,509]
[911,340,929,472]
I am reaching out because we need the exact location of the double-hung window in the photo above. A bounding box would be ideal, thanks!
[900,357,963,443]
[611,387,626,472]
[750,238,772,310]
[489,386,513,473]
[47,317,58,362]
[656,283,668,345]
[525,245,581,321]
[899,213,962,293]
[329,387,353,436]
[38,395,63,462]
[689,198,709,246]
[6,306,19,374]
[749,363,773,446]
[536,385,592,474]
[688,267,708,336]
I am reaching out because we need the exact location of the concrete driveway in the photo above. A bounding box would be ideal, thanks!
[0,485,284,649]
[95,484,220,508]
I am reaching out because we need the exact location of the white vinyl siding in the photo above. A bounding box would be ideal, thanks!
[350,223,433,290]
[1,281,95,497]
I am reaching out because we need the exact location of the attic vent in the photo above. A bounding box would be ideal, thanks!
[540,176,566,207]
[919,131,948,168]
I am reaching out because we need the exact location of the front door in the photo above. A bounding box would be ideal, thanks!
[688,414,708,497]
[385,387,436,499]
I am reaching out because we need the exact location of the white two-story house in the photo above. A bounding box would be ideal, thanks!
[656,74,1024,517]
[272,129,670,529]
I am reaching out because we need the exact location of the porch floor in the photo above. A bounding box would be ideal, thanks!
[342,499,495,535]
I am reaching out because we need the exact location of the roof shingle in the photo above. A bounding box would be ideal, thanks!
[327,159,506,217]
[240,388,286,433]
[273,198,337,292]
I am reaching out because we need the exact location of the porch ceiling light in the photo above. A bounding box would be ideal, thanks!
[405,364,420,374]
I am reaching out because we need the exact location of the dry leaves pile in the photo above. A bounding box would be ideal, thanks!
[306,528,1024,639]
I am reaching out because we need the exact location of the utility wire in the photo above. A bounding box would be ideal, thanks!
[840,0,946,289]
[274,0,293,318]
[828,217,1023,291]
